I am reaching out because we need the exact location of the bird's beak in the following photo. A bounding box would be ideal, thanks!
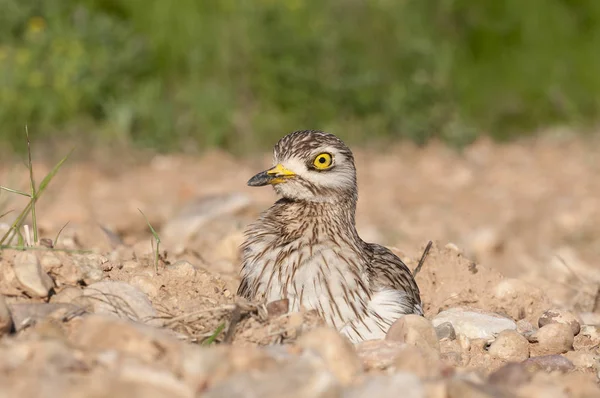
[247,164,296,187]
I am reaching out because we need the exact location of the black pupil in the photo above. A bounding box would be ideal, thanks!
[319,157,326,164]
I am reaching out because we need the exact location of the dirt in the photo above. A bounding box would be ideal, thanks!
[1,132,599,397]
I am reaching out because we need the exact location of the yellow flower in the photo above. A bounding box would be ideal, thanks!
[27,16,46,34]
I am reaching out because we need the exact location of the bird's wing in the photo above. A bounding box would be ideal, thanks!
[367,243,423,315]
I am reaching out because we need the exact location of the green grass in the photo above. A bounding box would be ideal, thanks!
[1,0,600,153]
[0,128,72,248]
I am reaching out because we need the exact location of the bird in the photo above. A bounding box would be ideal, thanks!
[237,130,423,343]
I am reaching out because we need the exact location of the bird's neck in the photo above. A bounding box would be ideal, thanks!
[273,197,361,241]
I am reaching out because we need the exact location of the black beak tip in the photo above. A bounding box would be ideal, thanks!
[247,171,269,187]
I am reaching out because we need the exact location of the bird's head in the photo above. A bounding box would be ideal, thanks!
[247,130,358,203]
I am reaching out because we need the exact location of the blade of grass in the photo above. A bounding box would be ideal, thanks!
[53,221,70,248]
[0,148,73,246]
[0,186,31,197]
[138,208,161,274]
[203,322,225,345]
[25,126,38,244]
[0,209,14,219]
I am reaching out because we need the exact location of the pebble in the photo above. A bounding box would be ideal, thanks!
[266,299,290,318]
[39,252,62,272]
[0,294,13,336]
[574,325,600,350]
[487,330,529,361]
[70,314,182,365]
[129,275,160,297]
[530,323,574,356]
[343,373,424,398]
[447,378,509,398]
[119,363,194,398]
[83,281,161,327]
[166,260,197,278]
[563,350,599,371]
[386,314,440,353]
[297,327,362,385]
[355,340,405,370]
[522,355,575,373]
[488,363,532,387]
[435,322,457,341]
[393,345,442,379]
[538,309,581,336]
[432,308,517,340]
[203,353,340,398]
[8,302,81,332]
[50,286,84,305]
[13,251,55,297]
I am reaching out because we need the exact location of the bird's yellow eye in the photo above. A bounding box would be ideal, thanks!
[313,152,333,169]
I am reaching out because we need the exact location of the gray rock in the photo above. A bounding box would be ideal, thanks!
[204,353,340,398]
[432,308,517,340]
[83,281,160,326]
[13,251,54,297]
[435,321,456,340]
[343,373,424,398]
[522,355,575,373]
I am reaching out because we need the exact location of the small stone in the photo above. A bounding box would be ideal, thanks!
[435,322,456,341]
[129,275,159,297]
[166,260,197,278]
[70,314,182,365]
[522,355,575,373]
[530,323,574,356]
[488,363,532,387]
[447,378,509,398]
[0,294,13,336]
[8,302,81,332]
[574,325,600,350]
[386,314,440,353]
[204,353,340,398]
[488,330,529,362]
[83,281,160,327]
[266,299,289,318]
[297,327,362,386]
[563,350,599,371]
[393,345,442,379]
[50,286,84,304]
[432,308,517,340]
[40,252,62,272]
[343,373,424,398]
[355,340,405,370]
[517,383,569,398]
[119,363,195,398]
[538,309,581,336]
[516,319,535,335]
[13,251,55,297]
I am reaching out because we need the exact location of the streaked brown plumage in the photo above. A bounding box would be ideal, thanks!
[238,130,422,342]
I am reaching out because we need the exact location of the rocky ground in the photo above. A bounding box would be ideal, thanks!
[1,133,600,397]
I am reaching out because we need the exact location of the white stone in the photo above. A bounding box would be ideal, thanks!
[431,308,516,340]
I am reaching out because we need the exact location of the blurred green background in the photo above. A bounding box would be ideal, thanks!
[1,0,599,154]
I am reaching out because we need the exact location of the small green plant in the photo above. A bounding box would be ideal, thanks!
[0,128,72,249]
[203,322,226,346]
